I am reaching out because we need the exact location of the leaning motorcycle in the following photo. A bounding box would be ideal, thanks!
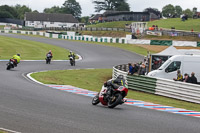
[92,81,128,108]
[6,59,16,70]
[69,56,75,66]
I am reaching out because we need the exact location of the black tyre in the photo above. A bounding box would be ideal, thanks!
[92,94,100,105]
[108,93,122,108]
[7,65,11,70]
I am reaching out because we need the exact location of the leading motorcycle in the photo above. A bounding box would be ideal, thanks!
[69,56,75,66]
[6,59,16,70]
[92,81,128,108]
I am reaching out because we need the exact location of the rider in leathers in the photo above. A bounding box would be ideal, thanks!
[104,75,126,98]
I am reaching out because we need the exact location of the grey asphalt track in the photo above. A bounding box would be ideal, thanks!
[0,33,200,133]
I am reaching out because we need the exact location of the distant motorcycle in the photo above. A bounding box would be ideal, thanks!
[69,56,75,66]
[6,59,16,70]
[46,57,51,64]
[92,81,128,108]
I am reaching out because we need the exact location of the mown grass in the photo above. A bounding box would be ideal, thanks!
[147,18,200,32]
[87,21,133,28]
[86,18,200,32]
[31,69,200,112]
[0,35,69,60]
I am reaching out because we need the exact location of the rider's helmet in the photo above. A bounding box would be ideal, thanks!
[17,53,20,56]
[116,75,124,80]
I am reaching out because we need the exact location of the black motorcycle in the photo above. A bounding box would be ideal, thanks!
[7,59,16,70]
[46,57,51,64]
[69,56,75,66]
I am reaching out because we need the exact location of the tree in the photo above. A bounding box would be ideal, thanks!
[15,5,32,19]
[92,0,130,12]
[0,5,17,18]
[162,4,175,17]
[183,8,193,18]
[62,0,82,18]
[143,7,161,18]
[80,16,89,24]
[43,6,62,14]
[174,5,182,17]
[0,11,14,18]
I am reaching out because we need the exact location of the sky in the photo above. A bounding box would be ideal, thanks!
[1,0,200,16]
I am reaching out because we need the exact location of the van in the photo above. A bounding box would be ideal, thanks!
[147,55,200,81]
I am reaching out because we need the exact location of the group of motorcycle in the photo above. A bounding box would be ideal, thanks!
[6,52,128,109]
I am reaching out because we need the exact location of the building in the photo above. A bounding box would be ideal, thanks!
[24,13,79,28]
[89,11,160,23]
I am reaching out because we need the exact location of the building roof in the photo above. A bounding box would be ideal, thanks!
[25,13,79,23]
[90,14,102,20]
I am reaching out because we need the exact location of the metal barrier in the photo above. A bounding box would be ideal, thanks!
[113,64,200,104]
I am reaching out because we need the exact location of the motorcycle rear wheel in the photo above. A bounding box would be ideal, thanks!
[92,94,100,105]
[7,65,11,70]
[108,93,122,108]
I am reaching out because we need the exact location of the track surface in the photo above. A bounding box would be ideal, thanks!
[0,33,199,133]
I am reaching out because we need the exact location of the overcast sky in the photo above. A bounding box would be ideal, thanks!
[1,0,199,16]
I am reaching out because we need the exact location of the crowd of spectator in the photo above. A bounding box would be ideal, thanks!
[128,58,148,76]
[173,70,198,84]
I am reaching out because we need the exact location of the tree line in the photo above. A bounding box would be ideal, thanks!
[0,0,198,21]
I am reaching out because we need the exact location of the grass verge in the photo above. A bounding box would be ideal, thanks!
[31,69,200,112]
[0,35,70,60]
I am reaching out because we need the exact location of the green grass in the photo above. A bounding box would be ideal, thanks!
[147,18,200,32]
[0,35,70,60]
[86,18,200,32]
[87,21,133,28]
[31,69,200,112]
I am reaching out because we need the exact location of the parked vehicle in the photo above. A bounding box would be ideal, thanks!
[92,81,128,108]
[69,57,75,66]
[148,55,200,80]
[6,59,16,70]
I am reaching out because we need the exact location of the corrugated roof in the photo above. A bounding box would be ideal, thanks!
[25,13,79,23]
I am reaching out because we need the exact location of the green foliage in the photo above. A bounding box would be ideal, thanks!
[16,5,32,19]
[81,16,90,24]
[162,4,175,17]
[175,5,182,17]
[183,8,193,18]
[93,0,130,12]
[0,5,17,18]
[43,6,62,14]
[0,11,14,18]
[62,0,82,18]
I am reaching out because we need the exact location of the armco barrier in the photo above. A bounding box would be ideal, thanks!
[113,64,200,104]
[155,78,200,104]
[127,75,157,94]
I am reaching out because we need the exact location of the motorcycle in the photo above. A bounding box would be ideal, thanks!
[6,59,16,70]
[69,56,75,66]
[46,57,51,64]
[92,81,128,108]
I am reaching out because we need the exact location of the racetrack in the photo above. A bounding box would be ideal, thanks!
[0,33,199,133]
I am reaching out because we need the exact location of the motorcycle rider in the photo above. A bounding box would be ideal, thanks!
[12,53,21,67]
[46,50,53,59]
[68,51,75,60]
[104,75,126,98]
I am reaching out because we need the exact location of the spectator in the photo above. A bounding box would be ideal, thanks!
[190,72,198,84]
[139,63,146,75]
[128,63,134,75]
[173,70,183,81]
[183,73,192,83]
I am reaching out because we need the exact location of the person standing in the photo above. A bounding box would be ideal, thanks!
[190,72,198,84]
[173,70,183,81]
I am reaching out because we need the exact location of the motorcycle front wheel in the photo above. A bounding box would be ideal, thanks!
[108,93,122,108]
[6,64,11,70]
[92,94,100,105]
